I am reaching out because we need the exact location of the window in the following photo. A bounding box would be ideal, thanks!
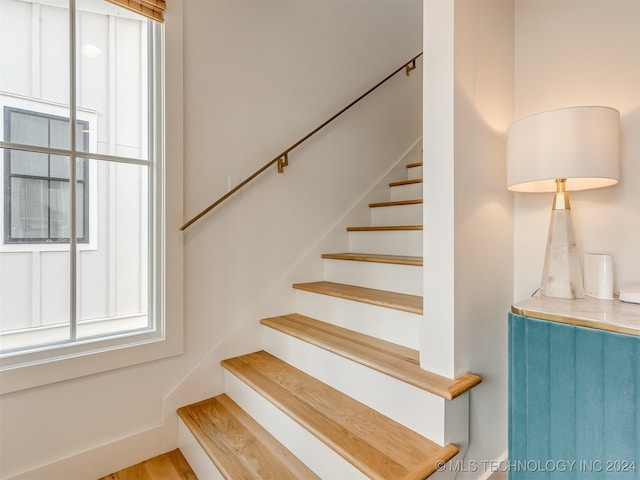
[0,0,169,371]
[4,108,90,243]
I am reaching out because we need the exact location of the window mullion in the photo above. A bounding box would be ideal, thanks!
[47,119,52,241]
[69,0,78,342]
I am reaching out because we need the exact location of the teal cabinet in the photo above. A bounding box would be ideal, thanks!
[508,312,640,479]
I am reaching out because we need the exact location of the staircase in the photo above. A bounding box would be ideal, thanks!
[177,148,481,479]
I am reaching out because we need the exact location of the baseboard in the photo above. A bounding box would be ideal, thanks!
[4,425,164,480]
[478,450,509,480]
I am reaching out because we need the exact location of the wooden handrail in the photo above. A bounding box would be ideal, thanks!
[180,52,423,232]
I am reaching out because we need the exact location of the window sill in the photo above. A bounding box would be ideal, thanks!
[0,314,149,351]
[0,318,182,394]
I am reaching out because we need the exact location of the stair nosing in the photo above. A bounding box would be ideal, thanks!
[292,281,423,315]
[406,162,423,169]
[346,225,423,232]
[221,351,460,480]
[369,199,423,208]
[389,178,422,187]
[261,313,482,400]
[321,253,423,267]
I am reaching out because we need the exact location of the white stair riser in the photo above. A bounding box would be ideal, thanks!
[370,203,422,226]
[390,183,422,201]
[295,290,421,349]
[263,327,448,443]
[407,165,423,180]
[323,259,423,296]
[402,145,422,167]
[348,230,423,257]
[178,419,225,480]
[223,370,368,480]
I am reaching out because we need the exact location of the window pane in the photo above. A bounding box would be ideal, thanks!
[0,0,70,139]
[0,249,71,351]
[8,111,49,148]
[9,149,49,177]
[76,182,85,239]
[10,177,49,239]
[76,121,88,151]
[50,155,70,179]
[77,160,149,338]
[76,0,149,160]
[76,157,86,181]
[0,0,35,104]
[49,180,70,239]
[50,117,70,150]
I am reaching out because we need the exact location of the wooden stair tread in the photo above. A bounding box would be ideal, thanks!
[177,394,319,479]
[221,351,459,480]
[406,162,423,168]
[292,281,423,314]
[389,178,422,187]
[262,314,481,399]
[321,252,423,266]
[369,199,423,208]
[346,225,422,232]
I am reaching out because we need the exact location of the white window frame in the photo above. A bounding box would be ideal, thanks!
[0,0,184,393]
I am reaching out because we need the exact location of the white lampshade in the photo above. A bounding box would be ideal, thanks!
[506,105,621,300]
[507,106,620,192]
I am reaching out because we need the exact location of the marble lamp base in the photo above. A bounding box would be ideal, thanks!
[540,194,585,299]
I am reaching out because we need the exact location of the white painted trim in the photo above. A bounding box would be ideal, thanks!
[178,418,224,480]
[0,313,148,350]
[4,424,164,480]
[476,450,509,480]
[295,290,421,349]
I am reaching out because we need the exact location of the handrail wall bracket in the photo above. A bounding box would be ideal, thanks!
[405,59,417,76]
[277,153,289,173]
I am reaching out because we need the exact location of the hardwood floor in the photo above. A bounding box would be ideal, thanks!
[98,450,197,480]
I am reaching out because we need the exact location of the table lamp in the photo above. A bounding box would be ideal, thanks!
[507,106,620,299]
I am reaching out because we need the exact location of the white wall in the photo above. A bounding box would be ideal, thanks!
[0,1,423,478]
[422,0,514,473]
[513,0,640,301]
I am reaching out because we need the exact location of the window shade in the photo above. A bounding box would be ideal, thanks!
[106,0,166,22]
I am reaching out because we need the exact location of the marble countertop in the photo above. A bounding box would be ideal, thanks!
[512,295,640,337]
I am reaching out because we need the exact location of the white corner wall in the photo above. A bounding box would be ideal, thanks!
[514,0,640,301]
[0,2,423,479]
[422,0,515,475]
